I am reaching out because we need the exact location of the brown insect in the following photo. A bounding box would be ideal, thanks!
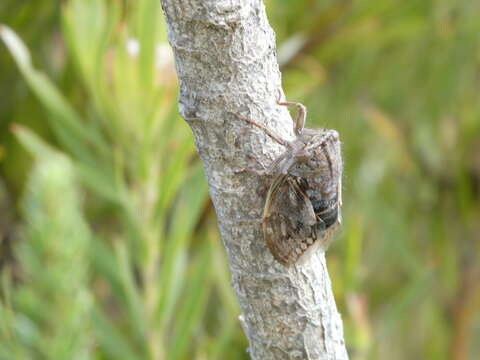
[237,93,342,266]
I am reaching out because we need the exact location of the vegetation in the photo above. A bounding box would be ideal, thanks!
[0,0,479,359]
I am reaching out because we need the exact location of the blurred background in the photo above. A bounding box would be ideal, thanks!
[0,0,479,359]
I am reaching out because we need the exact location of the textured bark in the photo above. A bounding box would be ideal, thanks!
[160,1,348,359]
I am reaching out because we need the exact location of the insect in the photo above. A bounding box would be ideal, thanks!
[237,93,342,266]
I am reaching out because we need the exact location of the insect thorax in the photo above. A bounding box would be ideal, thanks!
[288,128,342,229]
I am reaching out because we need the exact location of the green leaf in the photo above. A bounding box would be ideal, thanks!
[168,242,212,360]
[0,25,107,165]
[155,164,209,329]
[115,241,149,352]
[92,307,142,360]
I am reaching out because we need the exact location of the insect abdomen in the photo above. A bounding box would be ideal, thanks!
[311,197,338,227]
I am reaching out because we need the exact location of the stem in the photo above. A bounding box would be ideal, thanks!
[159,1,348,358]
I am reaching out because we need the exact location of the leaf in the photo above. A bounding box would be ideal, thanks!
[0,25,107,165]
[92,306,142,360]
[168,242,212,360]
[136,0,160,93]
[10,125,93,359]
[155,164,209,329]
[115,241,149,351]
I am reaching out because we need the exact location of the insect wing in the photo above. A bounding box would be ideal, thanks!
[263,174,320,266]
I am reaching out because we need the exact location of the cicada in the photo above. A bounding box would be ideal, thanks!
[237,94,342,266]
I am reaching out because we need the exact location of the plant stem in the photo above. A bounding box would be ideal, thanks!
[159,1,349,358]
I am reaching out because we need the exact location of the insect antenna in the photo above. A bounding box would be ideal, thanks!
[236,114,288,147]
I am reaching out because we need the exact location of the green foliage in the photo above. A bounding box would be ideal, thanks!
[0,0,479,359]
[1,0,243,359]
[270,1,480,359]
[1,127,92,360]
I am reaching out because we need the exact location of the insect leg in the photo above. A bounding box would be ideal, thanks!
[235,114,288,147]
[265,152,289,174]
[276,92,307,135]
[235,156,269,176]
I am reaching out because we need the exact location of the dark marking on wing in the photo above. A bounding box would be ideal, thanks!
[263,174,328,266]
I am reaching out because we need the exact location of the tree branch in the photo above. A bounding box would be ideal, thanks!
[160,1,348,358]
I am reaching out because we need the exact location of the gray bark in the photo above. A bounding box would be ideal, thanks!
[159,1,348,359]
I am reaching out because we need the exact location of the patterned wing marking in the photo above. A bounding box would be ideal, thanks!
[262,174,325,266]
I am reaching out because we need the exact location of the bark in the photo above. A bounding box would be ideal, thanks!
[159,1,348,359]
